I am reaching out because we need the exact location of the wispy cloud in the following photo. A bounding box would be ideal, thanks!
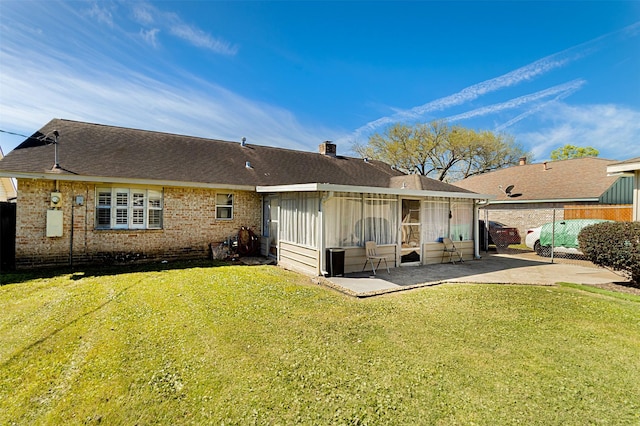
[86,2,114,27]
[0,52,324,152]
[0,2,324,153]
[128,1,238,54]
[132,3,155,26]
[348,52,582,140]
[518,103,640,160]
[140,28,160,48]
[169,24,238,55]
[445,79,586,125]
[346,22,640,142]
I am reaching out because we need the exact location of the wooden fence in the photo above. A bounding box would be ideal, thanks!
[564,205,632,221]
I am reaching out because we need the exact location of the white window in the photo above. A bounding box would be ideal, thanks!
[96,187,163,230]
[96,190,112,228]
[216,193,233,220]
[324,193,398,247]
[148,192,163,228]
[132,192,145,226]
[115,190,129,227]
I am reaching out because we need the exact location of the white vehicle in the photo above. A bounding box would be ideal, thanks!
[525,219,610,257]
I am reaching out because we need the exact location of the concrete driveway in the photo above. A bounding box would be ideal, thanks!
[321,253,628,297]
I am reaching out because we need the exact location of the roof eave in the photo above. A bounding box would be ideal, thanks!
[0,171,256,191]
[607,163,640,174]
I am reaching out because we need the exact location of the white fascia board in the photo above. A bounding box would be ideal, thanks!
[0,171,255,191]
[487,198,599,205]
[607,162,640,174]
[1,176,16,194]
[607,172,635,177]
[256,183,321,193]
[257,182,493,200]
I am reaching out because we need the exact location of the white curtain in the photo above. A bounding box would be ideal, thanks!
[324,194,361,247]
[450,199,473,241]
[364,195,398,245]
[325,193,398,247]
[422,198,449,242]
[280,193,318,248]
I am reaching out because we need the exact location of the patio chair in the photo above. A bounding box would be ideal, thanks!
[362,241,390,275]
[441,237,464,264]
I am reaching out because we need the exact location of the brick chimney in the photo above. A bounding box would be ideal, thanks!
[319,141,336,157]
[519,157,527,166]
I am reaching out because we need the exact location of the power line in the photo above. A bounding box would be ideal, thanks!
[0,129,29,138]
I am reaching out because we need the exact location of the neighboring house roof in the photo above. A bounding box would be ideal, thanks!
[452,157,627,203]
[0,119,473,196]
[0,146,17,201]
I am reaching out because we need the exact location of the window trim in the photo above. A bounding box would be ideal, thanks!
[216,193,234,220]
[95,187,163,230]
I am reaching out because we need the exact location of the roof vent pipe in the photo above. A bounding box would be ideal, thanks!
[519,157,526,166]
[241,137,247,147]
[543,161,548,171]
[245,161,252,169]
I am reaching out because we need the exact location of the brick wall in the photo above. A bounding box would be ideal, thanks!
[15,179,262,268]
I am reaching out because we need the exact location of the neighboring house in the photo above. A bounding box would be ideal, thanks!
[607,157,640,222]
[453,157,634,240]
[0,146,17,201]
[0,119,491,273]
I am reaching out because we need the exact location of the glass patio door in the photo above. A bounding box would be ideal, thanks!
[401,199,421,264]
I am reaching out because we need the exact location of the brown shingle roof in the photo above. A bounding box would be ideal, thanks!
[452,157,621,202]
[0,119,407,187]
[389,174,473,194]
[0,119,470,194]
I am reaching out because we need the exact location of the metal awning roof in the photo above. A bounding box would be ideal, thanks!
[257,183,493,200]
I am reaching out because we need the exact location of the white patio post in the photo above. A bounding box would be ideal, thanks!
[318,193,327,276]
[473,200,481,259]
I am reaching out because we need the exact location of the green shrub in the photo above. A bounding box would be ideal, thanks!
[579,221,640,284]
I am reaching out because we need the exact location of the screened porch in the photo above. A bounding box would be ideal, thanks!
[257,184,488,276]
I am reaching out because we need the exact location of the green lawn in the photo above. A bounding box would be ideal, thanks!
[1,262,639,425]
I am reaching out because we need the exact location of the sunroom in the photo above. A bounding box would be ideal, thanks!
[257,183,491,276]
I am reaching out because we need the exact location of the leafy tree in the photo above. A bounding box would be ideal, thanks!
[550,144,599,160]
[353,120,529,182]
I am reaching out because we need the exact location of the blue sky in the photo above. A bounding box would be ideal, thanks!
[1,1,639,164]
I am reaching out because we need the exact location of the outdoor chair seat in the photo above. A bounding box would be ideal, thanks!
[362,241,390,275]
[441,237,464,264]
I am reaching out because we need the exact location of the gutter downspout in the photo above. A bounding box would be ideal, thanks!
[70,196,74,267]
[635,171,640,222]
[319,191,331,276]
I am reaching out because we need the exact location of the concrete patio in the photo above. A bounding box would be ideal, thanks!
[319,252,629,297]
